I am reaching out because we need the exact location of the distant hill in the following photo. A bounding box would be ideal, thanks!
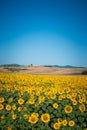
[0,65,87,75]
[0,64,85,68]
[0,64,21,67]
[44,65,85,68]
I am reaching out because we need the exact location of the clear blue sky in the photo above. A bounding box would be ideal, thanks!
[0,0,87,67]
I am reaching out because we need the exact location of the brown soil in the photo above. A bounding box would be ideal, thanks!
[0,66,87,75]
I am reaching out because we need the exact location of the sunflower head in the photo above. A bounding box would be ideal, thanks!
[18,98,24,105]
[62,119,67,126]
[41,113,50,123]
[0,104,4,110]
[69,120,75,127]
[0,97,5,103]
[29,114,38,124]
[18,107,22,112]
[9,98,13,103]
[79,104,85,112]
[27,98,35,105]
[72,100,77,105]
[7,126,12,130]
[53,122,60,129]
[53,103,58,109]
[12,104,16,110]
[6,105,11,111]
[64,105,73,114]
[12,114,17,120]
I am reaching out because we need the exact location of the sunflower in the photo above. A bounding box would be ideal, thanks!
[58,89,64,95]
[64,105,73,114]
[79,104,85,112]
[32,113,39,117]
[50,93,56,99]
[58,95,63,101]
[23,107,27,111]
[78,99,83,104]
[53,103,58,109]
[57,118,62,124]
[23,114,29,119]
[1,115,5,119]
[72,100,77,105]
[65,87,71,93]
[47,92,56,99]
[53,122,60,129]
[38,96,45,103]
[12,114,17,120]
[12,104,16,110]
[69,120,75,127]
[29,114,38,124]
[0,97,5,103]
[66,94,71,99]
[62,119,67,126]
[7,126,12,130]
[27,98,35,105]
[18,107,22,112]
[0,104,4,110]
[18,98,24,105]
[41,113,50,123]
[9,98,13,103]
[62,94,66,99]
[6,105,11,111]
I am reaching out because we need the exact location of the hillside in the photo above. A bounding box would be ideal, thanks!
[0,66,87,75]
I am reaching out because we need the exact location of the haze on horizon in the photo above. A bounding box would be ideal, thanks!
[0,0,87,67]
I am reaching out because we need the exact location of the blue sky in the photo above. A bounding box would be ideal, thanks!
[0,0,87,66]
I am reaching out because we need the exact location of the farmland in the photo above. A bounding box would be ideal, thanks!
[0,66,87,75]
[0,73,87,130]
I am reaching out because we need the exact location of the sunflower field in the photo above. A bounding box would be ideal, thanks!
[0,73,87,130]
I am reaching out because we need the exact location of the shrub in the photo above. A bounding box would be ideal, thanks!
[81,71,87,75]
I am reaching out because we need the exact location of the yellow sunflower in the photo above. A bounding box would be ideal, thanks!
[29,114,38,124]
[7,126,12,130]
[0,97,5,103]
[53,103,58,109]
[58,89,64,95]
[58,95,63,101]
[27,98,35,105]
[41,113,50,123]
[23,107,27,111]
[32,113,39,117]
[38,96,45,103]
[12,114,17,120]
[53,122,60,129]
[72,100,77,105]
[18,98,24,105]
[78,99,83,104]
[47,92,56,99]
[69,120,75,127]
[62,119,67,126]
[0,104,4,110]
[6,105,11,111]
[9,98,13,103]
[23,114,29,119]
[12,104,16,110]
[79,104,85,112]
[18,107,22,112]
[64,105,73,114]
[1,115,5,119]
[57,118,62,124]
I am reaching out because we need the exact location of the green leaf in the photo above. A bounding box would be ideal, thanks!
[78,116,84,123]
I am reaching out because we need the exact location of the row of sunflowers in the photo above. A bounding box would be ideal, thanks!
[0,73,87,130]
